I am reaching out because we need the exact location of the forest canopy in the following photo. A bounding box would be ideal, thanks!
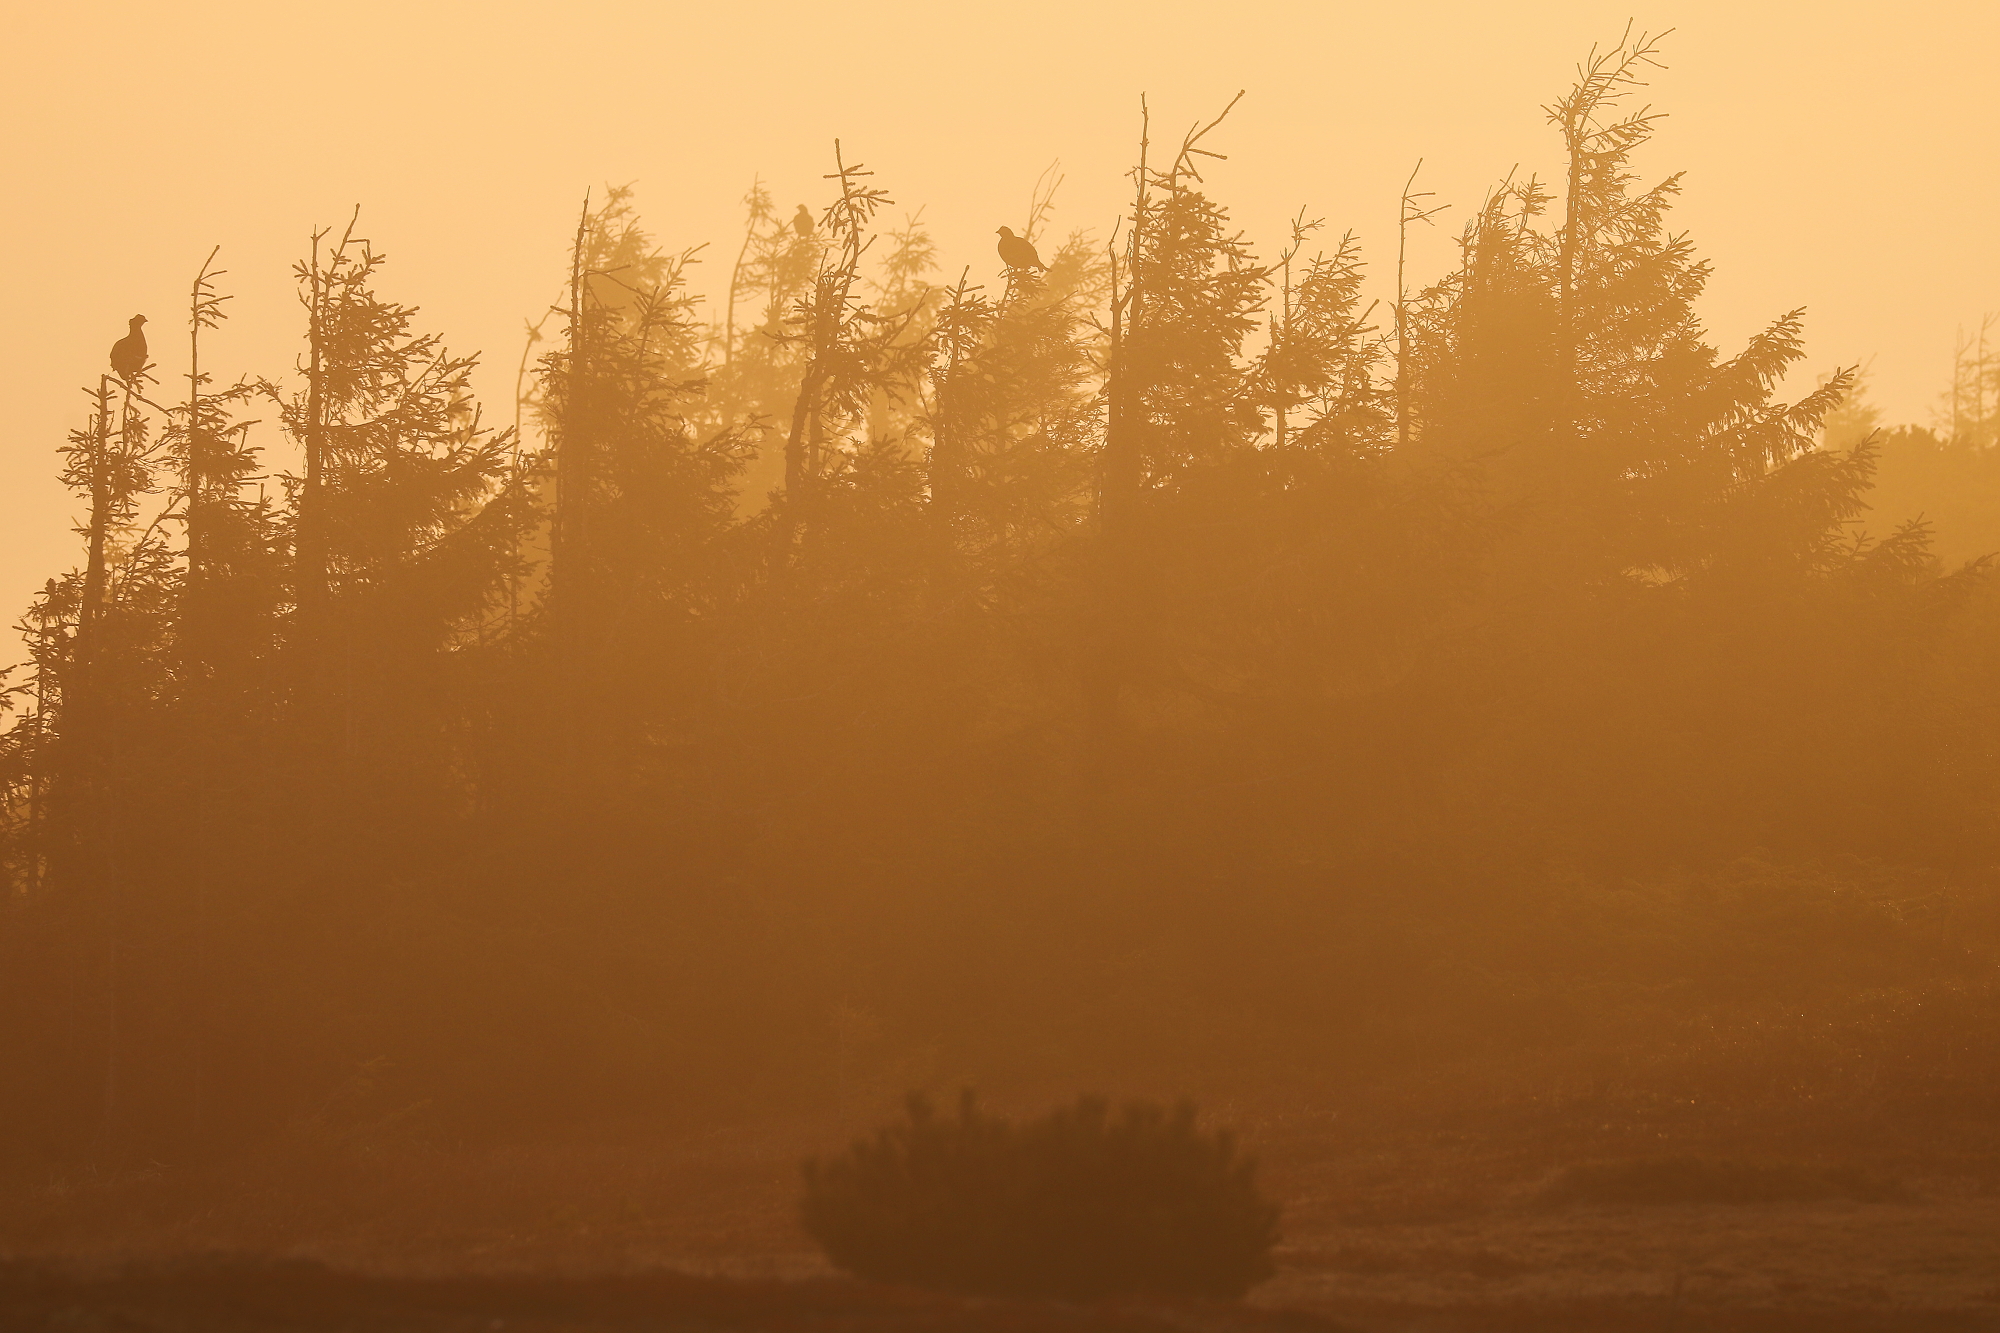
[5,34,2000,1164]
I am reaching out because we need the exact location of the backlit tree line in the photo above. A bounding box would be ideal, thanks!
[5,36,1997,1161]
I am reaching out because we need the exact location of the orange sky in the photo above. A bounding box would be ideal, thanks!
[2,1,1994,627]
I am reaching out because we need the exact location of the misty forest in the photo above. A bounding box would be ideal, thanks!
[7,32,2000,1330]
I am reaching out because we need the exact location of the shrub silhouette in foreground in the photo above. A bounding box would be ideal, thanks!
[801,1093,1279,1301]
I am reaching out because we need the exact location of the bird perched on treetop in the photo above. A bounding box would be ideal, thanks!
[793,204,814,239]
[996,226,1045,272]
[110,314,148,383]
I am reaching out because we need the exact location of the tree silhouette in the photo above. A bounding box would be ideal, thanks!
[1,41,1995,1166]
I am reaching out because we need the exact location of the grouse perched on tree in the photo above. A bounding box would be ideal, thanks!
[110,314,148,383]
[996,226,1045,272]
[793,204,814,239]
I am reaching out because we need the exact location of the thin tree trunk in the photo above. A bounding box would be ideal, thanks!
[299,231,327,629]
[183,251,215,1147]
[1555,126,1585,445]
[552,198,589,615]
[76,379,121,1151]
[552,198,591,782]
[1395,162,1423,450]
[1086,101,1151,773]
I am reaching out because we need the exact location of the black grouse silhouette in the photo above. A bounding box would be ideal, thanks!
[996,226,1045,271]
[110,314,148,383]
[793,204,814,239]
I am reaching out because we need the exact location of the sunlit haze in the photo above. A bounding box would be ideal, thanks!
[4,2,1995,616]
[10,5,2000,1327]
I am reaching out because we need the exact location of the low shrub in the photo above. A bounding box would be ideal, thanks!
[801,1092,1279,1300]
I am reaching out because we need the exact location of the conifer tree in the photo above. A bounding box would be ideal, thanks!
[25,363,177,1149]
[534,190,751,793]
[1092,94,1266,752]
[708,180,826,507]
[1388,31,1943,865]
[277,211,521,886]
[149,250,263,1144]
[927,235,1103,591]
[771,145,930,566]
[170,249,271,688]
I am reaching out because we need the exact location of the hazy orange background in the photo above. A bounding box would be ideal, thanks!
[2,1,1993,629]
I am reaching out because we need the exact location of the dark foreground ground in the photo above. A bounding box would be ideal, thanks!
[5,1255,1997,1333]
[1,1262,1347,1333]
[5,1089,2000,1332]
